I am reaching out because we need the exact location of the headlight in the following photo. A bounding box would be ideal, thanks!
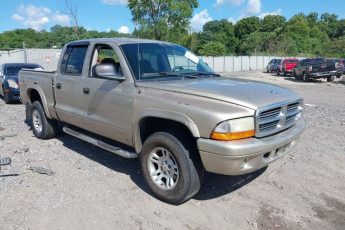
[7,79,19,89]
[210,117,255,141]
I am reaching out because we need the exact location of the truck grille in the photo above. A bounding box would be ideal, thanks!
[255,99,303,137]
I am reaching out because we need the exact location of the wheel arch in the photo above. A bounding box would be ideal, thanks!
[25,84,52,119]
[133,109,200,153]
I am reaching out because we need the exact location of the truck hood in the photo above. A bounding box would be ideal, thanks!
[137,78,300,110]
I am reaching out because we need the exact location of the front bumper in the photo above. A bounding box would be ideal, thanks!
[7,88,21,101]
[197,120,305,175]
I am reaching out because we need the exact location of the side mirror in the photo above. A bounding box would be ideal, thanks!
[92,63,125,81]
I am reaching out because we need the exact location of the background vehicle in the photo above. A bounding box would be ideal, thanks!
[293,58,336,82]
[266,59,282,73]
[19,38,305,204]
[0,63,42,104]
[327,58,344,78]
[277,58,299,76]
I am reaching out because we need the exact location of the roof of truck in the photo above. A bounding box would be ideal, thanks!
[67,38,172,46]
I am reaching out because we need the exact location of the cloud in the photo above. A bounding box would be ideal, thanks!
[11,4,70,31]
[117,25,130,34]
[258,9,282,19]
[191,9,212,32]
[52,12,71,25]
[101,0,127,5]
[12,14,25,22]
[213,0,245,7]
[224,0,282,23]
[245,0,261,15]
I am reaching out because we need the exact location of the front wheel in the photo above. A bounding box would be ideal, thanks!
[4,91,11,104]
[140,132,203,204]
[31,101,58,139]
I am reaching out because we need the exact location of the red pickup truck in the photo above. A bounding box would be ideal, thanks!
[277,58,299,76]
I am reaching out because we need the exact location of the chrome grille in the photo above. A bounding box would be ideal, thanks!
[256,99,303,137]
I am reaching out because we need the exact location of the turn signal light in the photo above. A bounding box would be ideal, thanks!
[211,130,255,141]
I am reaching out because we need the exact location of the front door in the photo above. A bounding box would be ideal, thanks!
[80,43,134,146]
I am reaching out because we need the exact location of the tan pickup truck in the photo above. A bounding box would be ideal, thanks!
[19,38,305,204]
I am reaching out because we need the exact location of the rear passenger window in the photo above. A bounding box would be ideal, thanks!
[61,46,88,75]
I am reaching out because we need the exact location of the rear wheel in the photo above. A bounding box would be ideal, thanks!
[327,75,335,82]
[302,73,310,82]
[140,132,203,204]
[31,101,58,139]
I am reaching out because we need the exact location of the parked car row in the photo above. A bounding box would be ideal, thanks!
[266,57,344,82]
[0,63,43,104]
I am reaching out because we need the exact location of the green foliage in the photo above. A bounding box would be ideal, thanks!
[0,25,131,49]
[234,16,260,39]
[260,15,286,32]
[127,0,198,43]
[1,8,345,58]
[320,40,345,58]
[199,41,226,56]
[196,19,238,55]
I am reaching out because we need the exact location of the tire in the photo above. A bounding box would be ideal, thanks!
[327,75,335,82]
[277,71,280,76]
[140,132,203,204]
[283,70,287,77]
[302,73,309,82]
[4,91,11,104]
[31,101,58,139]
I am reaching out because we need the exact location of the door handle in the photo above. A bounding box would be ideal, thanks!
[56,83,62,89]
[83,87,90,95]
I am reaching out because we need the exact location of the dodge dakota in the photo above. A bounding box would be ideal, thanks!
[19,38,305,204]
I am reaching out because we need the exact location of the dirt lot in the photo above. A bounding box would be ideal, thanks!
[1,71,345,230]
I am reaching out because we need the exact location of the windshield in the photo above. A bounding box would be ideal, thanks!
[5,65,41,75]
[120,43,215,81]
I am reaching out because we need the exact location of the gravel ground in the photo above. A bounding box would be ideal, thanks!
[0,71,345,230]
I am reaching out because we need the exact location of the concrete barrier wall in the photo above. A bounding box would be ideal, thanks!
[0,49,61,70]
[200,55,291,73]
[1,49,300,73]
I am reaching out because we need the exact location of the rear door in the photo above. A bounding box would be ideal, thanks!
[54,43,89,126]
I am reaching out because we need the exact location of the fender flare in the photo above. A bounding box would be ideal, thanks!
[25,83,52,119]
[133,109,200,153]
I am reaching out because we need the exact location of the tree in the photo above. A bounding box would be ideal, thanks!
[306,12,319,27]
[260,15,286,32]
[63,0,80,39]
[196,20,238,54]
[320,40,345,58]
[127,0,198,42]
[234,16,260,39]
[199,41,226,56]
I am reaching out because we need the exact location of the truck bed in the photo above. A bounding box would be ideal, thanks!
[19,69,57,118]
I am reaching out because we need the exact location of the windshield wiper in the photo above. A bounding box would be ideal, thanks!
[183,72,221,78]
[142,72,183,78]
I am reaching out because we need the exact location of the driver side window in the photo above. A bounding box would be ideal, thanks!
[90,44,122,76]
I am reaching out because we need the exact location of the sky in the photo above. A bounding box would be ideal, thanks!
[0,0,344,34]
